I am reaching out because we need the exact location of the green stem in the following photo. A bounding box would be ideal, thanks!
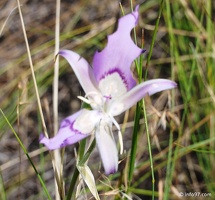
[66,138,96,199]
[66,138,86,200]
[79,139,96,166]
[128,102,142,184]
[66,167,79,200]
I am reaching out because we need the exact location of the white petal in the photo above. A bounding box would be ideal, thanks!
[95,123,118,175]
[107,79,177,116]
[73,109,101,134]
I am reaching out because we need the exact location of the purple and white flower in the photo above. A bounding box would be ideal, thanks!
[40,6,177,175]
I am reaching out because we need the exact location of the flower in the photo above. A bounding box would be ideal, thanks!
[40,6,177,175]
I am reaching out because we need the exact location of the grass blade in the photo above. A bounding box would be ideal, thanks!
[0,170,6,200]
[145,0,165,79]
[52,0,65,199]
[0,109,52,200]
[16,0,48,137]
[77,165,100,200]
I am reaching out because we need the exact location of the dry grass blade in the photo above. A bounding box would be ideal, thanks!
[16,0,48,137]
[0,6,18,37]
[52,0,65,199]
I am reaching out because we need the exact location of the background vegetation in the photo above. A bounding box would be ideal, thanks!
[0,0,214,199]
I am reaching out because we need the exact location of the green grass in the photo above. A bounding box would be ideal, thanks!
[0,0,215,199]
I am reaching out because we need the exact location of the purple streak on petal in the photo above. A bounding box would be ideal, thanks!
[95,124,118,175]
[92,6,144,91]
[108,79,177,116]
[59,50,99,94]
[39,110,89,150]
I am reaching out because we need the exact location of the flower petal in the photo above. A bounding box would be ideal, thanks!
[107,79,177,116]
[40,109,101,150]
[59,50,99,94]
[95,122,118,175]
[92,5,144,92]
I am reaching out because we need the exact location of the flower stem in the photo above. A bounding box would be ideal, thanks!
[66,138,96,199]
[128,102,142,184]
[66,167,79,200]
[66,139,85,200]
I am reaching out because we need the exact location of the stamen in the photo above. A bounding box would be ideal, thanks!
[77,96,91,104]
[108,114,124,155]
[85,92,104,110]
[109,114,120,130]
[118,130,123,155]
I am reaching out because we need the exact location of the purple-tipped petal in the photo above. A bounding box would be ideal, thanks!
[107,79,177,116]
[40,109,101,150]
[59,50,99,94]
[92,6,144,92]
[95,123,118,175]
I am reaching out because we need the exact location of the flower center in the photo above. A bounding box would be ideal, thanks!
[98,72,127,99]
[77,92,124,154]
[78,92,105,112]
